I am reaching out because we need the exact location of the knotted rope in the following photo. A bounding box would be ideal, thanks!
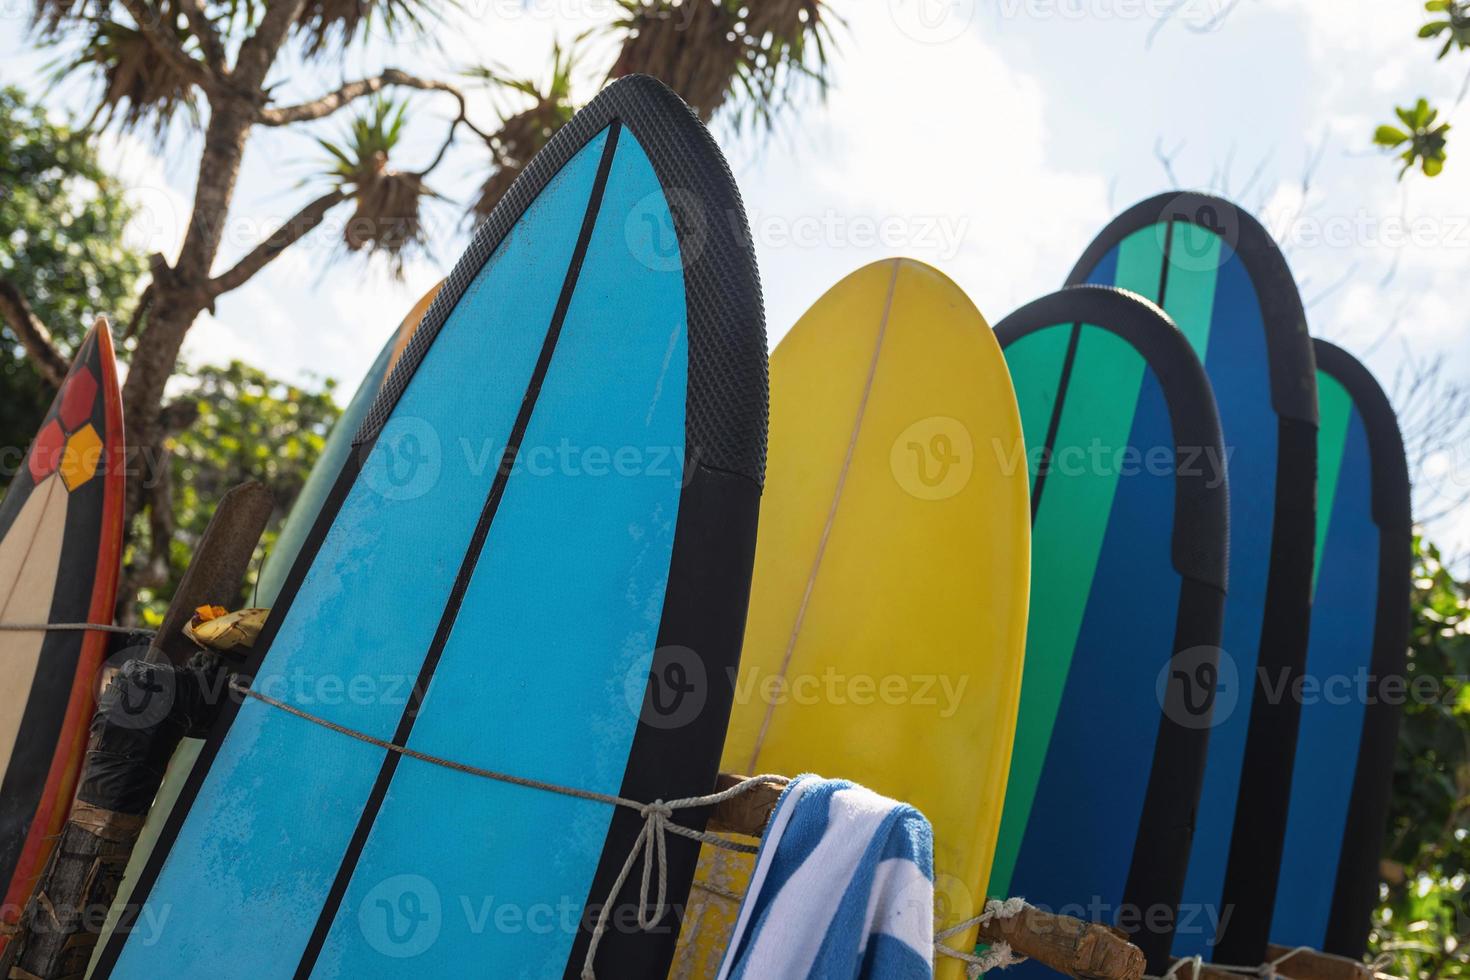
[934,896,1029,977]
[228,678,783,979]
[0,622,155,636]
[1152,945,1316,980]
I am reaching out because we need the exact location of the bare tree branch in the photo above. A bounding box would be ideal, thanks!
[1303,260,1359,309]
[259,69,474,127]
[178,0,228,73]
[0,279,70,387]
[117,0,221,94]
[208,188,349,296]
[1154,137,1185,185]
[233,0,309,91]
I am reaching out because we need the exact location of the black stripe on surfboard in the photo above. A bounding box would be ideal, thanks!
[1028,322,1082,520]
[95,76,768,979]
[994,286,1228,972]
[290,120,623,977]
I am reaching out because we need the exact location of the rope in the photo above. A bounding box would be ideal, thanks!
[228,679,782,979]
[1149,945,1317,980]
[0,622,155,637]
[236,678,1035,979]
[934,896,1029,977]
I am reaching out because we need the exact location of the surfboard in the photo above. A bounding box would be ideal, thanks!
[93,74,768,978]
[990,286,1228,972]
[86,282,443,977]
[1270,340,1410,957]
[669,259,1030,980]
[255,282,442,605]
[0,319,125,948]
[1069,193,1318,963]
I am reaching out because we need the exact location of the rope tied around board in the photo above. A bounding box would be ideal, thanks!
[1151,945,1316,980]
[0,622,156,637]
[232,677,1030,978]
[228,678,780,979]
[934,896,1029,978]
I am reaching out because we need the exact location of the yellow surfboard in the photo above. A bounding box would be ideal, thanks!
[671,259,1030,979]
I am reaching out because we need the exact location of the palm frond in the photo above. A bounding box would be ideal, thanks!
[317,95,432,272]
[466,40,583,218]
[293,0,444,55]
[60,7,201,135]
[605,0,836,127]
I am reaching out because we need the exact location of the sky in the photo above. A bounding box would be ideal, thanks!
[2,0,1469,556]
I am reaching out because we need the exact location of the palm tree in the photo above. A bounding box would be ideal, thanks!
[2,0,836,612]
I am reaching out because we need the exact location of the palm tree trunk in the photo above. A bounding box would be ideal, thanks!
[120,96,257,607]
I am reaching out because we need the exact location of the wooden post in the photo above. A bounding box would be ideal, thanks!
[147,481,273,665]
[3,482,272,980]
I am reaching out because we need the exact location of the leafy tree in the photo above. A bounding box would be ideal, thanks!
[4,0,835,607]
[1376,1,1470,177]
[126,360,341,624]
[1372,536,1470,979]
[0,85,143,474]
[1375,99,1452,178]
[1422,0,1470,61]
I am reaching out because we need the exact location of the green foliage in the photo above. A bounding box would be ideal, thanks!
[317,95,410,187]
[1422,0,1470,60]
[125,361,341,624]
[1375,99,1451,179]
[1372,536,1470,979]
[0,85,142,483]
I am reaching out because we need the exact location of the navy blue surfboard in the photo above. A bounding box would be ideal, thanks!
[94,75,768,979]
[992,286,1228,972]
[1068,193,1318,963]
[1271,340,1410,957]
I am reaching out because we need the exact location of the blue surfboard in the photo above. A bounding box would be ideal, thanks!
[94,75,768,979]
[1271,340,1410,957]
[1068,194,1318,963]
[993,286,1228,973]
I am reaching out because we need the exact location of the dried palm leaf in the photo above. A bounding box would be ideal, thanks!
[466,41,581,218]
[318,96,433,272]
[64,9,200,134]
[30,0,96,36]
[606,0,835,128]
[294,0,440,55]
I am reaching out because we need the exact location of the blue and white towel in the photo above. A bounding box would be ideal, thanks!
[717,775,936,980]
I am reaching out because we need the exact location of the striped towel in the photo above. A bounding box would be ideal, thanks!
[717,775,936,980]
